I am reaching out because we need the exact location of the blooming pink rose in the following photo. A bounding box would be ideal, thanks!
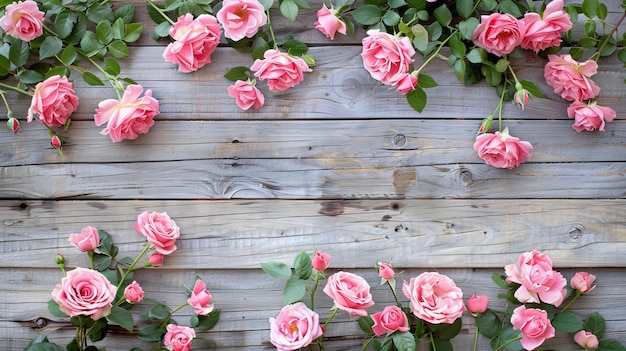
[323,271,374,316]
[216,0,267,41]
[163,14,221,73]
[187,279,214,315]
[378,263,395,280]
[504,250,567,306]
[396,73,418,94]
[402,272,465,324]
[571,272,597,293]
[135,211,180,255]
[311,251,331,271]
[544,54,601,102]
[164,324,195,351]
[371,305,409,337]
[473,13,525,56]
[0,0,44,41]
[68,226,100,252]
[361,30,415,86]
[148,253,164,266]
[511,306,555,350]
[51,267,117,320]
[27,75,79,127]
[315,5,347,40]
[467,294,489,314]
[269,302,324,351]
[474,130,533,169]
[94,85,159,142]
[251,49,312,92]
[520,0,572,52]
[574,330,600,349]
[567,100,616,132]
[124,281,144,303]
[227,80,265,110]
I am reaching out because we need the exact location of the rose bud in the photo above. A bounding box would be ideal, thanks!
[571,272,596,293]
[467,294,489,314]
[148,253,164,266]
[514,88,530,110]
[574,330,599,349]
[378,262,395,280]
[51,135,62,149]
[7,116,20,133]
[312,251,331,271]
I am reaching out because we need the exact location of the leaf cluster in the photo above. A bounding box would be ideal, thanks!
[261,250,314,304]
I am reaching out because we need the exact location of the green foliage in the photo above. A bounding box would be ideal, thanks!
[108,306,134,332]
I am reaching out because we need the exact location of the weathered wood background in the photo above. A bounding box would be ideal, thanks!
[1,0,625,349]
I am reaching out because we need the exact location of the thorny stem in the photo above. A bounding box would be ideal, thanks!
[416,30,457,75]
[592,10,626,63]
[146,0,176,25]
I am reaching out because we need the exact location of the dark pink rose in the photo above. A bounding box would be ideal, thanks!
[135,211,180,255]
[148,253,165,266]
[520,0,572,52]
[163,14,221,73]
[378,263,395,280]
[467,294,488,314]
[571,272,596,293]
[504,250,567,306]
[50,135,62,150]
[227,80,265,110]
[371,305,409,336]
[511,306,555,350]
[7,117,20,133]
[217,0,267,41]
[27,75,79,127]
[544,54,601,102]
[164,324,195,351]
[0,0,44,41]
[187,279,214,315]
[311,251,331,271]
[269,302,324,351]
[323,271,374,316]
[567,100,616,132]
[396,73,418,94]
[315,4,346,40]
[402,272,465,324]
[68,226,100,252]
[124,280,144,303]
[51,267,117,320]
[251,49,311,92]
[473,13,524,56]
[574,330,600,349]
[361,30,415,86]
[474,130,533,169]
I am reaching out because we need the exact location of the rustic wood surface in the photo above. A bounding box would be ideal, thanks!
[0,0,625,350]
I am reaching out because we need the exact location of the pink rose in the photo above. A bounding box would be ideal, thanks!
[371,305,409,337]
[361,30,415,86]
[269,302,324,351]
[511,306,555,350]
[94,85,159,142]
[216,0,267,41]
[514,88,530,110]
[50,135,62,150]
[474,130,533,169]
[311,251,331,271]
[314,5,346,40]
[473,13,525,56]
[0,0,44,41]
[135,211,180,255]
[163,324,195,351]
[571,272,596,293]
[227,80,265,110]
[7,117,20,133]
[378,263,395,280]
[68,226,100,252]
[148,253,165,266]
[574,330,600,349]
[567,100,616,132]
[467,294,488,314]
[187,279,214,315]
[520,0,572,52]
[323,271,374,316]
[124,280,144,303]
[163,14,221,73]
[504,250,567,306]
[250,49,312,92]
[396,73,418,94]
[402,272,465,324]
[27,75,79,127]
[544,54,601,102]
[51,267,117,320]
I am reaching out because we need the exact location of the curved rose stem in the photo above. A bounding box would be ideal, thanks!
[0,91,12,115]
[507,64,522,88]
[160,302,189,327]
[429,329,438,351]
[0,82,33,96]
[88,250,94,270]
[559,290,582,313]
[74,49,124,99]
[116,242,151,292]
[323,307,338,329]
[496,80,507,132]
[592,10,626,62]
[309,271,321,310]
[493,334,522,351]
[472,322,479,351]
[146,0,176,25]
[266,11,278,50]
[415,30,457,75]
[386,280,401,307]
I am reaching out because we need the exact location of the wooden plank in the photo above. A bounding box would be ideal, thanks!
[1,199,624,269]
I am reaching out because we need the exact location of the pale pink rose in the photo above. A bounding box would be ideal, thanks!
[163,14,221,73]
[520,0,572,52]
[511,306,555,350]
[361,30,415,86]
[378,263,395,280]
[124,281,144,303]
[94,85,159,142]
[51,267,117,320]
[68,226,100,252]
[402,272,465,324]
[396,73,418,94]
[27,75,79,127]
[504,250,567,306]
[574,330,600,349]
[269,302,324,351]
[514,88,530,109]
[216,0,267,41]
[250,49,311,92]
[323,271,374,316]
[567,101,616,132]
[0,0,44,41]
[311,251,331,271]
[314,5,347,40]
[149,253,165,266]
[467,294,488,314]
[135,211,180,255]
[473,13,524,56]
[544,54,601,102]
[163,324,195,351]
[474,130,533,169]
[187,279,214,315]
[570,272,597,293]
[227,80,265,110]
[371,305,409,337]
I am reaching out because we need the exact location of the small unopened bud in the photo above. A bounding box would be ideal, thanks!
[477,115,494,135]
[55,252,65,265]
[301,54,316,68]
[51,135,62,149]
[7,116,19,133]
[514,89,530,110]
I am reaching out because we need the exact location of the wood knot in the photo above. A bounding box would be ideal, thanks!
[458,167,474,185]
[392,134,407,148]
[569,224,584,239]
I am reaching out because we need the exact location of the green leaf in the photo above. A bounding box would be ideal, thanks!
[411,24,429,51]
[417,73,437,88]
[0,54,9,76]
[499,0,523,17]
[433,4,452,26]
[261,262,292,279]
[618,48,626,65]
[459,17,479,40]
[448,32,466,58]
[293,251,312,280]
[8,38,29,67]
[453,59,465,82]
[283,275,306,304]
[258,0,274,10]
[456,0,474,18]
[279,0,299,21]
[60,45,78,66]
[18,70,44,85]
[382,10,401,26]
[48,299,69,318]
[495,58,509,72]
[428,21,442,42]
[108,306,134,332]
[584,20,597,37]
[494,327,523,351]
[281,39,308,56]
[406,86,427,112]
[39,36,62,61]
[146,303,171,320]
[80,31,105,56]
[111,18,125,40]
[388,0,406,8]
[597,339,626,351]
[432,318,462,340]
[569,47,585,60]
[93,253,112,271]
[582,0,599,18]
[124,23,143,42]
[87,2,115,23]
[224,66,251,82]
[520,80,545,98]
[96,21,113,45]
[579,37,597,49]
[138,324,165,342]
[431,338,453,351]
[597,2,608,20]
[467,47,487,63]
[54,11,77,39]
[476,309,501,338]
[552,311,583,332]
[584,312,606,338]
[87,318,108,342]
[351,5,382,25]
[103,57,121,76]
[45,66,69,79]
[391,331,416,350]
[358,315,375,335]
[108,40,129,59]
[115,4,136,24]
[25,342,64,351]
[154,21,172,39]
[195,309,221,331]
